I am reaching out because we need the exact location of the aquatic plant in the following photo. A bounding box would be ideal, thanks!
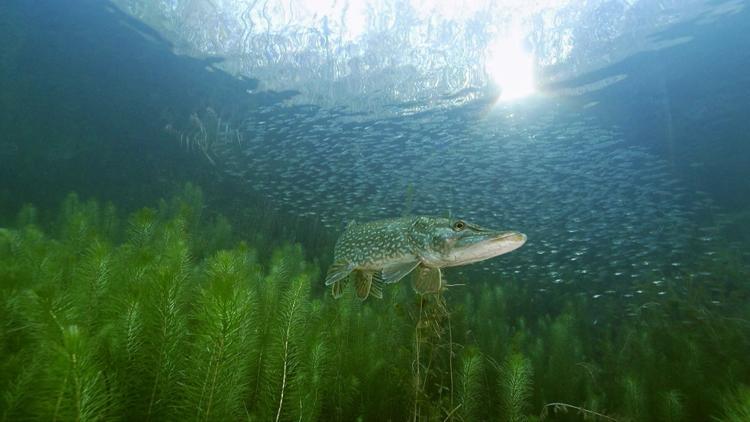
[622,375,648,421]
[497,353,534,422]
[165,107,243,166]
[714,385,750,422]
[181,249,258,421]
[456,347,485,421]
[0,184,748,421]
[659,390,685,422]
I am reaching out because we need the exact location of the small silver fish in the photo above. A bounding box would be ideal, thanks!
[325,216,526,300]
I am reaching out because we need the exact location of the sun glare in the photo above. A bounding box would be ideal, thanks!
[485,27,536,101]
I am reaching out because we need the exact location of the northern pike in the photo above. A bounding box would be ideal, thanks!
[324,216,526,300]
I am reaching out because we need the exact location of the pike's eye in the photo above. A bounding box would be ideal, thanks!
[452,220,466,231]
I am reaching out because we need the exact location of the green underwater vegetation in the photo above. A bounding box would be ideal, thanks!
[0,184,749,421]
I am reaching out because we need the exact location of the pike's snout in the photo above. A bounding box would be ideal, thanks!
[494,231,527,248]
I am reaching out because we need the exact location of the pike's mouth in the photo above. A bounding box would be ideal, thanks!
[443,230,526,267]
[491,231,527,244]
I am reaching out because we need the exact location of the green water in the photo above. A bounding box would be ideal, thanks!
[1,184,748,421]
[2,1,750,421]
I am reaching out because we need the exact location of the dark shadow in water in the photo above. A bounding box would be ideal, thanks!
[0,0,299,216]
[542,4,750,210]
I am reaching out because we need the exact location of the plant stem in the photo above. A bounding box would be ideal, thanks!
[542,402,618,421]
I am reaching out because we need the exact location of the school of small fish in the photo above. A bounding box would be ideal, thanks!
[194,96,725,302]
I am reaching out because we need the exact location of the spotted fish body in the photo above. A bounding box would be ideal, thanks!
[325,216,526,300]
[334,217,420,270]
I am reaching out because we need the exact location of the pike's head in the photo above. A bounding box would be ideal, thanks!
[410,217,526,268]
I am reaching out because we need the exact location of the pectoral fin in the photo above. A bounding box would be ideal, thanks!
[375,261,420,285]
[324,261,355,286]
[412,266,443,294]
